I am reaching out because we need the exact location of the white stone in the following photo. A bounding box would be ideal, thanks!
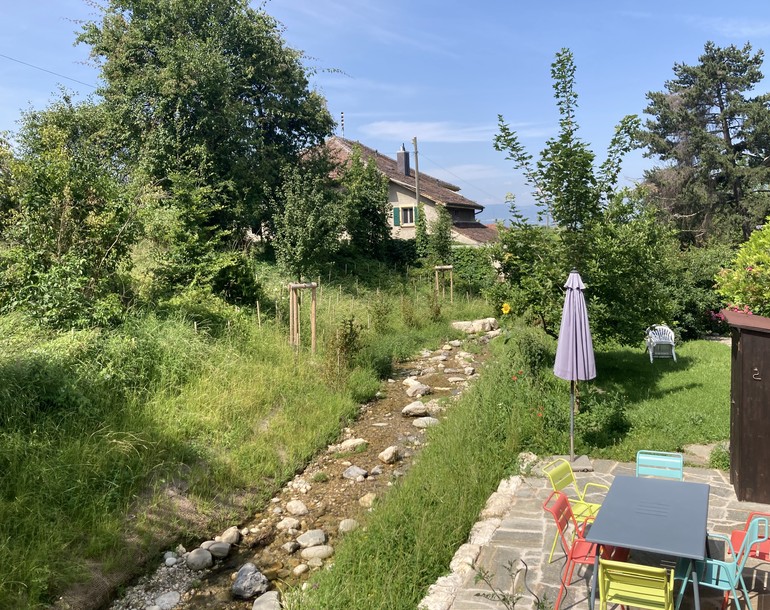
[339,518,359,533]
[402,401,429,417]
[286,500,309,516]
[406,383,431,398]
[413,416,440,428]
[293,563,309,576]
[329,438,367,453]
[276,517,301,531]
[359,492,377,508]
[378,446,400,464]
[252,590,281,610]
[296,529,326,548]
[155,591,181,610]
[300,544,335,560]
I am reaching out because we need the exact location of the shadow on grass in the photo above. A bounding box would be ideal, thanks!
[595,348,695,402]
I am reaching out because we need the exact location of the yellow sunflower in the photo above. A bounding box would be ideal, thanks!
[501,302,511,315]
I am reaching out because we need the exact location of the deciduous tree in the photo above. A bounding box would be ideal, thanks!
[339,145,391,258]
[641,41,770,244]
[0,97,142,326]
[78,0,335,289]
[273,165,341,280]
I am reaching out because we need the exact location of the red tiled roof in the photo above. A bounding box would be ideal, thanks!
[451,222,499,244]
[326,136,484,211]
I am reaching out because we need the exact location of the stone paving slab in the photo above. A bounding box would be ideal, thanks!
[420,460,770,610]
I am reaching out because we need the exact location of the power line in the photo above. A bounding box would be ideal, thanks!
[419,152,503,202]
[0,53,97,89]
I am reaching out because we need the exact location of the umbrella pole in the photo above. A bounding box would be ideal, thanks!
[569,380,575,462]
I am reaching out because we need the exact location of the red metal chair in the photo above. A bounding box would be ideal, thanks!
[730,511,770,561]
[543,490,630,610]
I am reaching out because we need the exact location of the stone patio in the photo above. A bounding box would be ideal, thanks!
[422,459,770,610]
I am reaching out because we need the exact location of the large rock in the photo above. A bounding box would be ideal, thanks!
[276,517,300,531]
[208,541,231,559]
[286,500,309,516]
[378,446,400,464]
[328,438,367,453]
[300,545,335,560]
[232,563,269,599]
[451,318,499,334]
[413,416,440,429]
[342,465,368,480]
[296,529,327,548]
[339,518,359,534]
[406,383,432,398]
[186,548,213,570]
[402,401,429,417]
[252,591,281,610]
[220,526,241,545]
[154,591,181,610]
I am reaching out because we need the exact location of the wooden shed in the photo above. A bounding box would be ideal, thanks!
[722,309,770,503]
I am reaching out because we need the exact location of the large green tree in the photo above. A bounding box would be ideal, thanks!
[338,145,391,258]
[0,97,142,326]
[492,49,675,345]
[641,41,770,245]
[78,0,334,288]
[273,165,341,281]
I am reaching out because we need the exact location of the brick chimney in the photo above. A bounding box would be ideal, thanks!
[396,143,410,176]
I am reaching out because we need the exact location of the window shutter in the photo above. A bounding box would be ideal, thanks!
[414,205,419,222]
[393,207,401,226]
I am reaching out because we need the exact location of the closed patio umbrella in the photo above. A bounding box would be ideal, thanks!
[554,270,596,462]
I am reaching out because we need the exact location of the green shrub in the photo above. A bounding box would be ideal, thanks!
[709,443,730,470]
[323,317,361,384]
[507,326,555,375]
[347,367,380,403]
[451,246,498,295]
[368,296,391,334]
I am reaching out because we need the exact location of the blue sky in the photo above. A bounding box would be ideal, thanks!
[3,1,770,222]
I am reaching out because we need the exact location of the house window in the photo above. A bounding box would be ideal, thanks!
[393,206,418,227]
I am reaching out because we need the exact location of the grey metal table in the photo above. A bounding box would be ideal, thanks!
[585,475,710,610]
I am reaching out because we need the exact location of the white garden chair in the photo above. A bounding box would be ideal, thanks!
[645,324,677,363]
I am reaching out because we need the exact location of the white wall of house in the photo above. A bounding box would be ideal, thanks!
[388,183,439,239]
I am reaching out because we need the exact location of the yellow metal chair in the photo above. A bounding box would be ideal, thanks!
[543,458,608,561]
[599,558,675,610]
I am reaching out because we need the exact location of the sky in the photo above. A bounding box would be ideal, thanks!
[3,1,770,223]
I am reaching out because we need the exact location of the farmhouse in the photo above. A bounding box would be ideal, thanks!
[326,136,498,246]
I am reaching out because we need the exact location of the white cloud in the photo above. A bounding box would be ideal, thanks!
[687,17,770,39]
[360,120,496,143]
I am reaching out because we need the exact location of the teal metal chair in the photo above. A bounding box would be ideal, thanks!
[675,516,769,610]
[636,450,684,481]
[543,458,608,562]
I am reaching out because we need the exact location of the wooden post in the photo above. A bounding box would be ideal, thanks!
[311,285,317,354]
[434,265,453,302]
[288,282,318,353]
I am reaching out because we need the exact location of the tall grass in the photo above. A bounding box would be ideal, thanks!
[0,277,493,608]
[285,329,732,609]
[284,337,521,609]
